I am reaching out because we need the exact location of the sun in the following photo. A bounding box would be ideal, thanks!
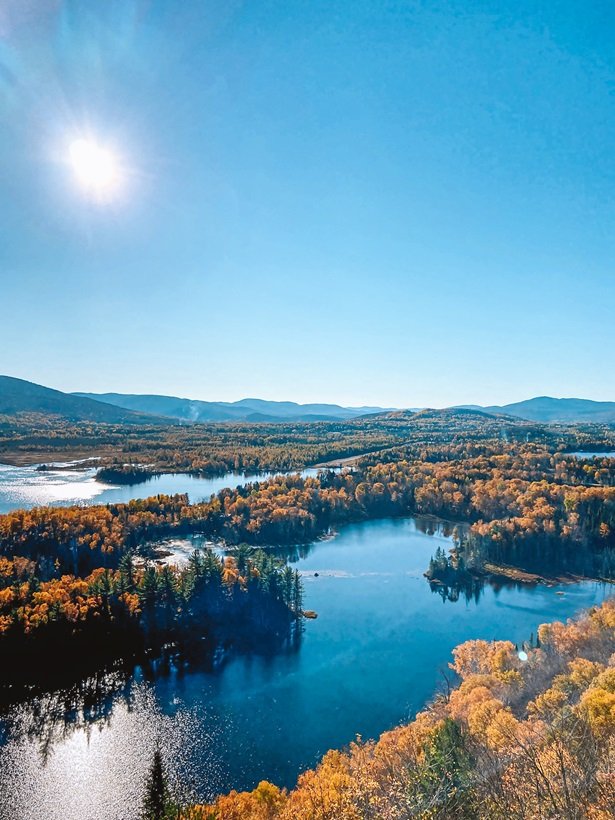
[69,138,121,196]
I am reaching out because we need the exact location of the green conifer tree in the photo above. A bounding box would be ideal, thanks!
[141,749,177,820]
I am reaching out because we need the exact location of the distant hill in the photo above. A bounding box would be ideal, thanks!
[6,378,613,427]
[0,376,158,424]
[380,407,497,422]
[457,397,615,424]
[73,392,389,423]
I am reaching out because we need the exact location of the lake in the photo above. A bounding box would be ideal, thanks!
[0,515,611,820]
[568,451,615,459]
[0,463,320,516]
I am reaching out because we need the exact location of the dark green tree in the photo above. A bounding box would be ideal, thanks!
[141,749,177,820]
[412,718,475,816]
[292,570,303,615]
[233,543,254,577]
[118,553,135,592]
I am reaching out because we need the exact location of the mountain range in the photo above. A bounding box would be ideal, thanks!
[1,375,614,426]
[0,376,387,424]
[460,397,615,424]
[73,392,387,423]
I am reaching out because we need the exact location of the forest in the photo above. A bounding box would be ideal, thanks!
[3,406,615,476]
[0,534,302,688]
[4,437,614,575]
[1,409,615,817]
[2,433,615,579]
[2,424,615,692]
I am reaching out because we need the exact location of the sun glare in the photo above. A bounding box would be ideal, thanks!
[69,138,121,197]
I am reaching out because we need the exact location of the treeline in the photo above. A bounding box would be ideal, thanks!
[205,450,615,573]
[0,547,302,686]
[0,495,191,576]
[148,599,615,819]
[95,465,155,484]
[5,406,610,477]
[0,480,308,688]
[0,412,400,473]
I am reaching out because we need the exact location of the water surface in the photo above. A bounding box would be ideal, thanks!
[0,516,610,820]
[0,464,318,515]
[567,451,615,459]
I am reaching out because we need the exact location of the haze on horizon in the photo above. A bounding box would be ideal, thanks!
[1,0,614,408]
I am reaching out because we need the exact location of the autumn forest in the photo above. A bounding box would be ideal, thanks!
[1,407,614,818]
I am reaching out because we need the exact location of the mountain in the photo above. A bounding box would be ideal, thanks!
[73,392,389,423]
[10,378,614,427]
[460,397,615,424]
[0,376,159,424]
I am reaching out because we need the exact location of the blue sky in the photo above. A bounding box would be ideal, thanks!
[1,0,614,408]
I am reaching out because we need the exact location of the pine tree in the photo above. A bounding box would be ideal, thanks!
[233,543,253,578]
[282,565,295,607]
[118,553,135,592]
[142,749,176,820]
[292,570,303,616]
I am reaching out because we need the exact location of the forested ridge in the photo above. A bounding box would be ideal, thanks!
[0,412,403,471]
[3,407,614,474]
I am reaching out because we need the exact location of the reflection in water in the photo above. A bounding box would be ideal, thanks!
[1,635,303,761]
[1,678,225,819]
[154,515,466,567]
[425,525,615,605]
[1,670,135,765]
[1,642,304,820]
[426,571,558,606]
[0,516,612,820]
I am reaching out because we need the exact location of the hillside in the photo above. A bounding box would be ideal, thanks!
[73,391,388,423]
[0,376,158,424]
[485,396,615,424]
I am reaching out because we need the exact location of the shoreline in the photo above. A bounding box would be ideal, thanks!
[478,561,614,587]
[0,448,114,467]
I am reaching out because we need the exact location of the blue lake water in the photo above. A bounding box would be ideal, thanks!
[568,451,615,459]
[0,463,319,515]
[0,515,611,820]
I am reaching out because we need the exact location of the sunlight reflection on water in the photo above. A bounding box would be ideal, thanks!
[0,464,106,512]
[1,682,229,820]
[0,464,320,515]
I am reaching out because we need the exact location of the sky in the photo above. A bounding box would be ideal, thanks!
[1,0,614,408]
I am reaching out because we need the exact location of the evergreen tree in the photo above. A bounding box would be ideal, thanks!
[281,565,295,608]
[141,749,176,820]
[292,570,303,615]
[233,543,253,577]
[118,553,135,592]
